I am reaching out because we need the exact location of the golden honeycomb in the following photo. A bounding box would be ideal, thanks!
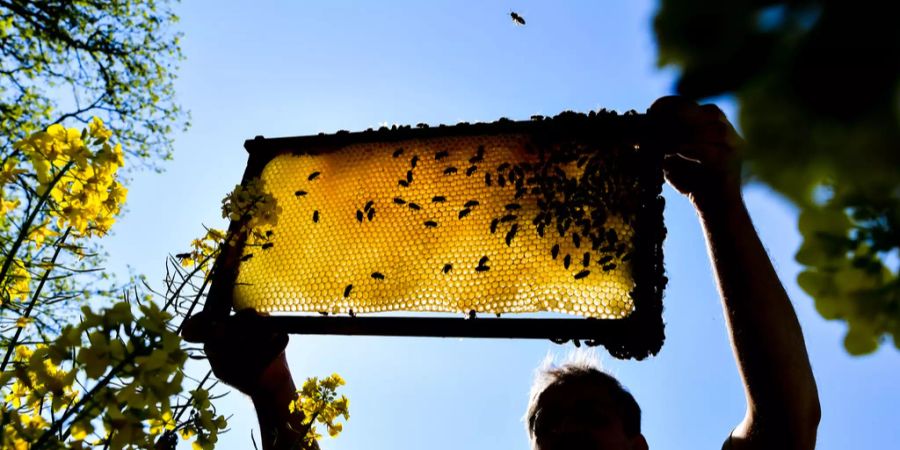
[233,133,638,319]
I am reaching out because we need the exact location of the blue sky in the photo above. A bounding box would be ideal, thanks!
[101,1,898,448]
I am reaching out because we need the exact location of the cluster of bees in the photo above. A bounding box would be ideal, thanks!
[233,133,639,319]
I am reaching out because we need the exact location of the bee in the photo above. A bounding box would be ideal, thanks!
[498,175,506,187]
[349,308,356,318]
[497,162,511,172]
[393,197,406,205]
[356,210,364,222]
[458,208,472,219]
[551,244,560,259]
[435,150,449,161]
[294,190,307,197]
[485,173,492,186]
[563,254,571,269]
[443,166,458,175]
[262,243,274,250]
[621,252,633,262]
[406,170,413,183]
[416,123,428,128]
[515,187,527,199]
[475,264,490,272]
[319,311,329,317]
[364,200,374,211]
[505,203,521,211]
[266,230,274,237]
[464,200,480,208]
[490,218,499,234]
[424,220,438,228]
[574,270,590,280]
[607,229,618,244]
[582,252,590,266]
[505,224,519,246]
[408,202,421,210]
[393,148,405,158]
[510,12,526,25]
[343,284,353,298]
[308,171,321,181]
[241,253,254,261]
[466,165,478,176]
[602,263,617,272]
[478,255,489,266]
[175,252,191,259]
[367,208,375,221]
[572,233,581,248]
[312,210,319,222]
[598,255,613,265]
[500,214,517,223]
[432,196,447,203]
[442,263,453,274]
[371,272,385,280]
[410,155,419,168]
[398,179,409,187]
[467,310,477,320]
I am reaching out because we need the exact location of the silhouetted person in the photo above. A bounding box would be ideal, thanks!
[184,96,820,450]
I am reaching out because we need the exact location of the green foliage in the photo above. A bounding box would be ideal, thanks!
[0,0,186,166]
[655,0,899,353]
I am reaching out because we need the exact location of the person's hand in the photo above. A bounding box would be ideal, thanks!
[181,308,289,397]
[648,96,744,208]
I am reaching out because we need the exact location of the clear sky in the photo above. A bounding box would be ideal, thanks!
[102,1,898,449]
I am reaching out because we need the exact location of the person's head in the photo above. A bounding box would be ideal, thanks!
[525,351,648,450]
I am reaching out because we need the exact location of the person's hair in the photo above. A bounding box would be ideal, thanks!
[525,350,642,438]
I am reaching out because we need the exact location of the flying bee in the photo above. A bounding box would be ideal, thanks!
[240,253,254,261]
[443,166,458,175]
[364,200,374,211]
[308,171,321,181]
[435,150,449,160]
[410,155,419,168]
[432,196,447,203]
[500,214,517,223]
[490,218,499,234]
[371,272,385,280]
[343,284,353,298]
[510,11,526,25]
[505,203,521,211]
[312,210,320,222]
[408,202,421,211]
[466,165,478,176]
[458,208,472,219]
[394,197,406,205]
[393,148,405,158]
[262,243,274,250]
[424,220,438,228]
[442,263,453,274]
[505,224,519,246]
[551,244,560,259]
[367,208,375,221]
[485,173,492,186]
[175,252,191,259]
[563,254,571,269]
[356,210,364,222]
[294,190,307,197]
[464,200,480,208]
[399,179,410,187]
[574,270,590,280]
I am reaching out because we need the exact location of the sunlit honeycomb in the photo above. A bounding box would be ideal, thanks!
[233,133,639,319]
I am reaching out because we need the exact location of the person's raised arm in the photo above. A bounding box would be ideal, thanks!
[182,309,317,450]
[649,96,821,450]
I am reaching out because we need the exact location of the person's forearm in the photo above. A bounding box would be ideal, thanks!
[251,352,317,450]
[695,191,820,447]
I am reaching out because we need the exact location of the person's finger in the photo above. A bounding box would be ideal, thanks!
[670,142,731,164]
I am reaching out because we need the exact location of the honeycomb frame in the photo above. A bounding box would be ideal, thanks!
[204,110,667,359]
